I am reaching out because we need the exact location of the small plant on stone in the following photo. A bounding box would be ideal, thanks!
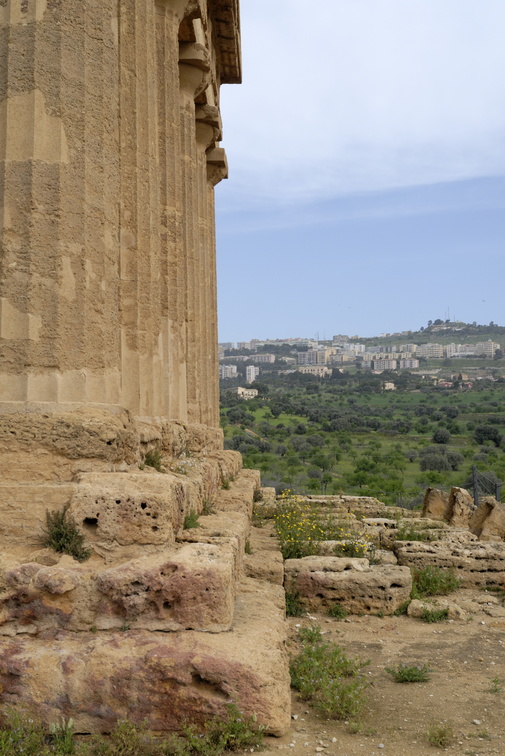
[327,602,348,620]
[183,511,200,529]
[143,446,163,472]
[426,721,455,748]
[253,488,263,503]
[411,565,461,598]
[42,504,92,562]
[395,524,436,542]
[285,590,305,617]
[244,539,252,555]
[202,498,216,515]
[221,477,230,490]
[421,607,449,623]
[385,662,431,683]
[290,624,370,720]
[393,600,411,616]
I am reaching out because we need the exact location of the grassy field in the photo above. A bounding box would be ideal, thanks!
[221,374,505,506]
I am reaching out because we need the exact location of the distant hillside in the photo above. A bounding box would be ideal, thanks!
[353,321,505,347]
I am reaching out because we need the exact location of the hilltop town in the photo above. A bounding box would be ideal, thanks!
[219,320,504,389]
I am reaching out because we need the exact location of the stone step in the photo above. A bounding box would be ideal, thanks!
[0,541,238,634]
[0,578,291,737]
[284,555,412,615]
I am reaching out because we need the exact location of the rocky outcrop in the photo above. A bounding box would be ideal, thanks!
[284,556,412,615]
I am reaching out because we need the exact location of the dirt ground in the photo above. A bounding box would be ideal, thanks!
[260,588,505,756]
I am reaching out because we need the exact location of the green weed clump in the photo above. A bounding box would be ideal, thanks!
[285,591,305,617]
[421,607,449,623]
[426,722,455,748]
[385,662,431,683]
[0,704,263,756]
[395,524,436,542]
[42,505,92,562]
[183,511,200,529]
[327,603,348,620]
[411,565,461,598]
[290,624,369,720]
[392,600,411,616]
[144,447,163,472]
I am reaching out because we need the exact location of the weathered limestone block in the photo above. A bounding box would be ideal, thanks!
[470,497,505,542]
[395,540,505,586]
[0,408,139,475]
[68,473,183,551]
[244,526,284,586]
[0,543,237,635]
[260,487,277,505]
[178,510,249,578]
[407,598,466,621]
[96,544,237,632]
[0,483,77,550]
[284,557,412,614]
[448,487,475,528]
[207,450,243,482]
[216,469,260,518]
[422,487,451,521]
[0,580,290,737]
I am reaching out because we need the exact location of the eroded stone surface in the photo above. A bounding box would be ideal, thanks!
[284,557,412,615]
[0,580,290,737]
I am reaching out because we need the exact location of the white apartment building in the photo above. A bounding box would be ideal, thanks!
[250,353,275,363]
[372,359,398,370]
[298,366,331,378]
[219,364,238,379]
[400,359,420,369]
[229,387,258,400]
[416,343,444,359]
[246,365,260,384]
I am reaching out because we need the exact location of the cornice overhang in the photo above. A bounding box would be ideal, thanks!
[209,0,241,84]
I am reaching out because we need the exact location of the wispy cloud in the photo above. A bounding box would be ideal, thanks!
[219,0,505,208]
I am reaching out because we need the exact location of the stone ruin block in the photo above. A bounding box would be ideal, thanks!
[0,543,237,635]
[284,556,412,615]
[394,539,505,587]
[0,579,291,737]
[178,510,249,578]
[422,487,451,521]
[470,497,505,542]
[96,543,237,632]
[68,473,183,553]
[216,468,260,518]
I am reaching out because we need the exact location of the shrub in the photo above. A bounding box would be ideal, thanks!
[421,607,449,623]
[42,505,92,562]
[395,524,436,542]
[411,566,461,598]
[426,722,455,748]
[385,662,431,682]
[285,591,305,617]
[327,603,348,620]
[273,493,374,560]
[252,488,263,502]
[144,447,163,472]
[290,624,369,720]
[392,600,411,616]
[183,511,200,530]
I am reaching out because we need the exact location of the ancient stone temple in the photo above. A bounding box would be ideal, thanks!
[0,0,290,736]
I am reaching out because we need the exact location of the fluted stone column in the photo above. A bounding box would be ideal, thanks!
[0,0,239,435]
[0,0,122,406]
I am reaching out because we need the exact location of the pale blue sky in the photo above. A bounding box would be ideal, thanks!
[215,0,505,342]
